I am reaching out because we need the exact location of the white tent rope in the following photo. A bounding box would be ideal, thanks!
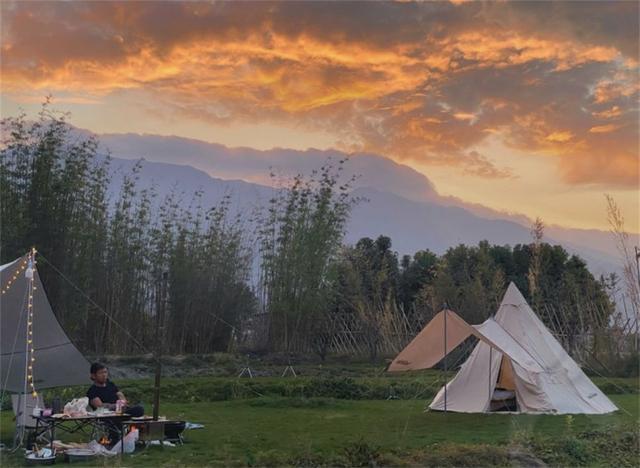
[513,303,629,414]
[512,304,549,370]
[490,314,548,372]
[0,283,29,395]
[579,361,633,417]
[0,258,31,451]
[37,253,150,355]
[0,283,30,453]
[412,338,476,401]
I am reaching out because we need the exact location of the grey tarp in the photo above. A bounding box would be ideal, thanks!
[1,254,90,392]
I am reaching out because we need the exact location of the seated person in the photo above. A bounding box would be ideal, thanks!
[87,362,144,417]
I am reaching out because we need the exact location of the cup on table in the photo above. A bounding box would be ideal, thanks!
[115,399,125,414]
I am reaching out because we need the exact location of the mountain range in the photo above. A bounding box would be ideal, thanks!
[90,131,632,277]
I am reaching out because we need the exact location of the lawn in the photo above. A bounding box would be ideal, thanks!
[1,392,637,466]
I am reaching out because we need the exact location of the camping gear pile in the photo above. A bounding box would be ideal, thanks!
[52,428,139,457]
[62,398,89,418]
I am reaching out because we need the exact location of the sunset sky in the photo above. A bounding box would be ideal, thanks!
[1,1,638,232]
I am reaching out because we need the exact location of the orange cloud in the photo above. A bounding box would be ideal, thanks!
[589,124,620,134]
[546,131,574,143]
[453,112,476,121]
[592,106,622,119]
[1,0,638,186]
[593,83,636,104]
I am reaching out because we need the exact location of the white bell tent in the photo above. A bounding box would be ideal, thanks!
[389,283,617,414]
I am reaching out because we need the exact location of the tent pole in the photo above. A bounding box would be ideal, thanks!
[635,247,640,352]
[21,250,35,446]
[488,346,492,404]
[22,293,29,445]
[443,307,447,413]
[152,271,168,421]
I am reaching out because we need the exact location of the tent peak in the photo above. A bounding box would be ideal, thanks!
[501,282,527,307]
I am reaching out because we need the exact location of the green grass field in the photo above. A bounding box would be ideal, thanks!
[1,371,638,466]
[130,394,638,466]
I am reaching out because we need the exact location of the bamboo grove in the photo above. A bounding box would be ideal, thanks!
[1,105,635,374]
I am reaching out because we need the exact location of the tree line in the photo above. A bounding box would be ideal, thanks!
[0,103,626,368]
[1,104,254,354]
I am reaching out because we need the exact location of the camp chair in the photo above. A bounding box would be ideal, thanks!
[11,393,46,448]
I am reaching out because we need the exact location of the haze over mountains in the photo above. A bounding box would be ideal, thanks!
[92,131,632,277]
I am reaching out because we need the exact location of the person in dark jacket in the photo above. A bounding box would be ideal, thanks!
[87,362,144,417]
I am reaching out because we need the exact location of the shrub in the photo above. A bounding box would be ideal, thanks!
[412,444,511,467]
[342,439,382,467]
[254,449,288,467]
[247,397,342,409]
[517,426,638,467]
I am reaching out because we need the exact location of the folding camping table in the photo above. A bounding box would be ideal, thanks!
[33,413,131,455]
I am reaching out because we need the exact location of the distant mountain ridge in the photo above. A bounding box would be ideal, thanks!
[95,131,634,262]
[104,154,622,278]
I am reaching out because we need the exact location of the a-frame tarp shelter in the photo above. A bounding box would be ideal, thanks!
[389,283,617,414]
[1,253,89,393]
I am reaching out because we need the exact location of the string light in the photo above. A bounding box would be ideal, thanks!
[0,259,28,295]
[24,248,38,398]
[1,251,37,397]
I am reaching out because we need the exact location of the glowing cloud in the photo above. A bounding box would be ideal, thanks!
[1,0,638,188]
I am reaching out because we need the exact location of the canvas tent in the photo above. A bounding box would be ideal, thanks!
[1,252,89,394]
[389,283,617,414]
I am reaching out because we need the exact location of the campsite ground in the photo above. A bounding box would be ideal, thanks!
[1,357,638,466]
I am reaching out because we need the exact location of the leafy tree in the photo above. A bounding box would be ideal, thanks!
[257,160,357,352]
[398,249,438,315]
[1,101,257,354]
[334,236,400,361]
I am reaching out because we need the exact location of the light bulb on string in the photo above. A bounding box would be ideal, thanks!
[22,250,39,400]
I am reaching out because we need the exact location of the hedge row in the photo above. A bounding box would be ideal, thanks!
[2,374,636,410]
[111,375,640,404]
[45,377,439,406]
